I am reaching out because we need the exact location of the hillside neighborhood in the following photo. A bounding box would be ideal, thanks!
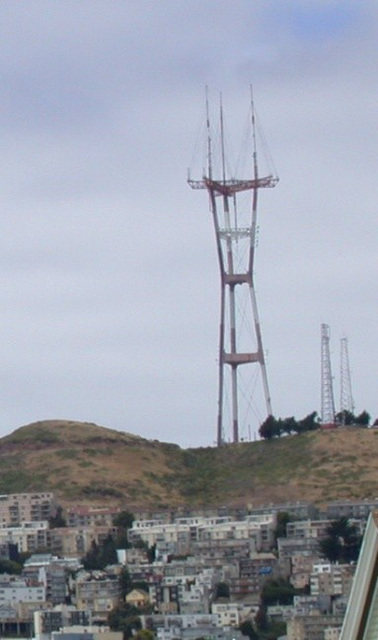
[0,491,375,640]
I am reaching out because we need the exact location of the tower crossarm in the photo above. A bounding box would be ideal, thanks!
[224,352,260,365]
[188,176,278,195]
[219,227,251,239]
[225,273,252,286]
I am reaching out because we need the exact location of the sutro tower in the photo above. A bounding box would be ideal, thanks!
[188,91,278,446]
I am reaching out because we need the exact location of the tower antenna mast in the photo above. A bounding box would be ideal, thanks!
[188,90,278,445]
[340,336,355,423]
[320,324,336,424]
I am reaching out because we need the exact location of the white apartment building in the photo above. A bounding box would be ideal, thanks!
[0,521,50,553]
[129,514,276,552]
[286,520,332,540]
[211,602,241,628]
[0,576,46,606]
[211,602,255,628]
[52,626,123,640]
[286,519,364,541]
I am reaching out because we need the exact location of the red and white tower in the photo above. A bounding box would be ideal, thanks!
[188,91,278,445]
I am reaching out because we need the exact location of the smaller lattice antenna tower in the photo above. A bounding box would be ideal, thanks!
[321,324,335,423]
[340,336,355,423]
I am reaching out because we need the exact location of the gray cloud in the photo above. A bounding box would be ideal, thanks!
[0,1,377,447]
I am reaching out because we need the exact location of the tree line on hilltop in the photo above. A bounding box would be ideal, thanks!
[259,409,371,440]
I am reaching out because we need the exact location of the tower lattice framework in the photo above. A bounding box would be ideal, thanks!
[188,93,278,445]
[340,336,354,420]
[320,323,336,424]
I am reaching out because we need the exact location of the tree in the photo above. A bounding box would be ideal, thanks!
[255,606,268,632]
[133,631,155,640]
[259,415,280,440]
[119,567,133,598]
[101,534,118,566]
[335,410,371,427]
[147,544,156,564]
[239,620,258,640]
[259,412,319,439]
[108,603,141,639]
[82,535,118,570]
[132,580,150,593]
[0,559,22,575]
[261,578,296,607]
[49,505,67,528]
[297,411,318,433]
[82,541,102,570]
[335,410,355,426]
[113,511,135,530]
[355,410,370,427]
[318,533,342,563]
[319,518,362,563]
[113,511,134,549]
[274,512,291,542]
[281,417,296,436]
[215,581,230,599]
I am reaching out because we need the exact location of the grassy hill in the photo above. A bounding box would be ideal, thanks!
[0,420,377,509]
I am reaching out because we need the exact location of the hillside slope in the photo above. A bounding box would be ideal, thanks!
[0,420,377,508]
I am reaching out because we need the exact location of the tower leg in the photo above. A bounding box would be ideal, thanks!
[249,283,272,416]
[217,286,225,446]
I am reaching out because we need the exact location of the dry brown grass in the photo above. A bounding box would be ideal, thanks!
[0,420,377,508]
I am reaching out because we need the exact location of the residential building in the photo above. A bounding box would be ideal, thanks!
[0,521,50,553]
[0,575,46,606]
[140,613,246,640]
[129,515,276,555]
[49,525,117,556]
[229,553,277,596]
[125,588,150,609]
[290,554,322,589]
[286,520,332,541]
[325,500,378,521]
[211,601,255,627]
[51,626,122,640]
[34,605,91,640]
[250,502,318,520]
[65,506,119,528]
[75,571,121,620]
[325,627,341,640]
[310,563,355,598]
[0,493,57,526]
[117,547,149,565]
[23,557,68,605]
[287,613,344,640]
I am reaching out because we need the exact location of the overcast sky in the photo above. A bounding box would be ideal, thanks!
[1,1,377,448]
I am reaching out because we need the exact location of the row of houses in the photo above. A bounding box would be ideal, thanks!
[0,492,375,640]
